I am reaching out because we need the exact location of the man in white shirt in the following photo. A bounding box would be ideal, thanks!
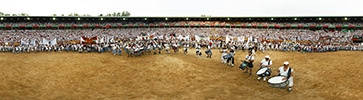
[220,45,228,63]
[152,43,158,54]
[277,61,294,92]
[157,41,163,54]
[126,44,133,57]
[78,45,83,53]
[183,43,189,54]
[97,44,102,53]
[226,48,235,67]
[195,44,202,57]
[243,51,255,76]
[258,55,272,81]
[205,45,212,58]
[164,42,170,54]
[172,43,178,53]
[112,44,117,56]
[117,44,122,55]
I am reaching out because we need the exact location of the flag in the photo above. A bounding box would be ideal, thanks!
[42,38,49,45]
[158,36,163,40]
[21,39,26,46]
[195,35,201,42]
[30,39,36,46]
[109,36,114,43]
[81,36,98,44]
[248,36,253,43]
[90,36,98,44]
[80,37,85,44]
[185,35,190,41]
[195,35,209,42]
[100,37,105,43]
[226,36,234,43]
[50,38,57,46]
[177,35,183,40]
[238,36,244,42]
[205,36,210,41]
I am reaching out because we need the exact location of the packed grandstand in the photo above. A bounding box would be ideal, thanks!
[1,17,363,55]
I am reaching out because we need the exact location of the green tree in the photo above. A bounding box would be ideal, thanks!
[0,12,4,16]
[53,14,57,16]
[99,14,103,16]
[112,12,117,17]
[121,11,130,16]
[82,14,91,16]
[21,13,28,16]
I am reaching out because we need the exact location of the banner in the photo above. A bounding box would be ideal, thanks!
[81,36,98,44]
[195,35,210,42]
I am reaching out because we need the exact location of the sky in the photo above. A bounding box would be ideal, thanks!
[1,0,363,17]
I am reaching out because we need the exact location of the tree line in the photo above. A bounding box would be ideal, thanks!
[0,12,29,16]
[54,11,130,17]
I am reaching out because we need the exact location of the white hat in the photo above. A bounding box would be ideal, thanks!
[265,55,270,59]
[283,61,289,65]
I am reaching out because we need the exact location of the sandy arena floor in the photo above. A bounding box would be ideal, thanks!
[0,49,362,100]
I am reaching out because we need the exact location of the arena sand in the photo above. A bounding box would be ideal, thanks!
[0,49,362,100]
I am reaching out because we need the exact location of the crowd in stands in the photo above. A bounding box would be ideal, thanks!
[1,25,363,56]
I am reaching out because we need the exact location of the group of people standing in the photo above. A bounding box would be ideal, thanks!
[219,45,294,92]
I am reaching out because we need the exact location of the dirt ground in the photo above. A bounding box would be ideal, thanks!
[0,49,362,100]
